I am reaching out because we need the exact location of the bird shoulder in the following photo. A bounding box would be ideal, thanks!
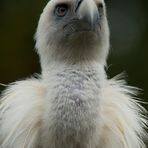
[99,75,147,148]
[0,78,47,148]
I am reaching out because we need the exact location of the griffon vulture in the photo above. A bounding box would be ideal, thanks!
[0,0,147,148]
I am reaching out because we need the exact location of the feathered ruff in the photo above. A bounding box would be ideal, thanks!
[0,76,147,148]
[0,79,46,148]
[99,75,147,148]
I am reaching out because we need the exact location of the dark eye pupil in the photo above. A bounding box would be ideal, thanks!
[59,7,65,13]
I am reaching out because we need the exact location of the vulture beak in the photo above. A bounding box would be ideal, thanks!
[76,0,99,31]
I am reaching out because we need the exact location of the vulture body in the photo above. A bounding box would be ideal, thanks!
[0,0,147,148]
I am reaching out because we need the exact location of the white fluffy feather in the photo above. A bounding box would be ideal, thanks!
[0,79,46,148]
[0,0,147,147]
[99,75,147,148]
[0,75,147,148]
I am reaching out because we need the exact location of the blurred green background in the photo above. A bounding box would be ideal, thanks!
[0,0,148,130]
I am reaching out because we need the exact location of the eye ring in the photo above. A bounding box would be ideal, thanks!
[55,4,69,17]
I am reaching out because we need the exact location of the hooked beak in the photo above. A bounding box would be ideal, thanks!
[76,0,99,31]
[63,0,101,36]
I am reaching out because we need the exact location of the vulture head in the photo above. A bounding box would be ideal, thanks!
[35,0,110,67]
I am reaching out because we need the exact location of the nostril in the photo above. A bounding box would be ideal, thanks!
[75,0,83,12]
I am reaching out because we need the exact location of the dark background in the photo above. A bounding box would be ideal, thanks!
[0,0,148,142]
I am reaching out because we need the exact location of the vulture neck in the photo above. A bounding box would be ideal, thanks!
[41,60,106,84]
[40,49,107,76]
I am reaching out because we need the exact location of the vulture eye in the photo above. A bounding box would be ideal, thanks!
[97,3,104,16]
[55,4,69,17]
